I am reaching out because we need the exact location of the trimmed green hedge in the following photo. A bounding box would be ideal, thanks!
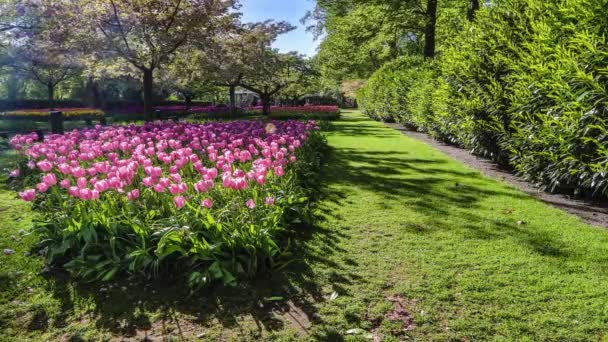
[359,0,608,197]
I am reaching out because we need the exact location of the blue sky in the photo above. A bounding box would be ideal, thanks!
[239,0,320,57]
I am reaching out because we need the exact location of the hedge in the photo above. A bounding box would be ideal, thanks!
[359,0,608,198]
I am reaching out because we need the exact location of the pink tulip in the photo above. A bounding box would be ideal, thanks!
[19,189,36,201]
[246,199,256,209]
[127,189,140,200]
[42,173,57,186]
[77,177,88,189]
[274,166,285,177]
[60,179,71,188]
[9,169,20,177]
[37,160,53,172]
[174,196,186,209]
[265,197,276,206]
[153,183,165,193]
[142,177,155,187]
[36,182,50,193]
[202,198,213,209]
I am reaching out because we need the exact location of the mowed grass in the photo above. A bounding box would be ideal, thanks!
[1,110,608,340]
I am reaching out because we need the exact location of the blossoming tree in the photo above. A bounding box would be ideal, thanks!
[73,0,237,121]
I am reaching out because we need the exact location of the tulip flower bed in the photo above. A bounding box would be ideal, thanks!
[0,108,105,121]
[269,106,340,120]
[246,105,341,120]
[9,120,326,290]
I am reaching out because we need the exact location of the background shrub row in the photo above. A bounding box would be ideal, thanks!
[358,0,608,198]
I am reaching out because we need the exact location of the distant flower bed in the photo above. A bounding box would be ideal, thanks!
[109,105,341,120]
[0,108,105,120]
[267,106,341,120]
[9,120,326,289]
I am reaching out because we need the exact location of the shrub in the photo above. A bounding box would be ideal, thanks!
[357,55,432,124]
[504,0,608,195]
[10,120,326,290]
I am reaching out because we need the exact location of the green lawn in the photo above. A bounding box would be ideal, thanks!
[2,110,608,340]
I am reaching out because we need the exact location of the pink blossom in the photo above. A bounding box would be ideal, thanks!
[37,160,53,172]
[202,198,213,209]
[265,197,276,206]
[246,199,256,209]
[42,173,57,186]
[19,189,36,201]
[77,177,88,189]
[9,169,20,177]
[127,189,140,200]
[36,182,50,193]
[174,196,186,209]
[60,179,71,188]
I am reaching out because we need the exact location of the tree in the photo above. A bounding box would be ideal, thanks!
[10,45,81,108]
[177,21,294,114]
[75,0,237,121]
[240,50,312,115]
[1,1,82,108]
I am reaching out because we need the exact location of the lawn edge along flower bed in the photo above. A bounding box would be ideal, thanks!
[9,120,327,291]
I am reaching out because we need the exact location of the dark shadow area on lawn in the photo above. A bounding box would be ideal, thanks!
[327,117,605,267]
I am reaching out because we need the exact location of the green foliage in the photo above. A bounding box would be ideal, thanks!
[357,55,431,123]
[360,0,608,198]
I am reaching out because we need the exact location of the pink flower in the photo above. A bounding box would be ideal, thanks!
[153,183,165,193]
[36,160,53,172]
[265,196,276,206]
[246,199,256,209]
[19,189,36,201]
[60,179,71,188]
[274,166,285,177]
[94,180,109,192]
[79,188,92,200]
[170,173,182,183]
[9,169,20,177]
[127,189,140,200]
[42,173,57,186]
[202,198,213,209]
[174,196,186,209]
[77,177,88,189]
[142,177,155,187]
[195,180,213,193]
[256,174,266,185]
[36,182,50,193]
[71,166,86,178]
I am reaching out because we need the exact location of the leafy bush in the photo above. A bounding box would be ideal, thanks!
[436,0,608,195]
[357,56,430,123]
[360,0,608,198]
[10,120,326,290]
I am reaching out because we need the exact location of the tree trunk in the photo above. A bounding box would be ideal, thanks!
[424,0,438,58]
[85,77,101,108]
[467,0,480,21]
[47,84,55,110]
[229,85,237,114]
[143,68,154,121]
[261,96,271,116]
